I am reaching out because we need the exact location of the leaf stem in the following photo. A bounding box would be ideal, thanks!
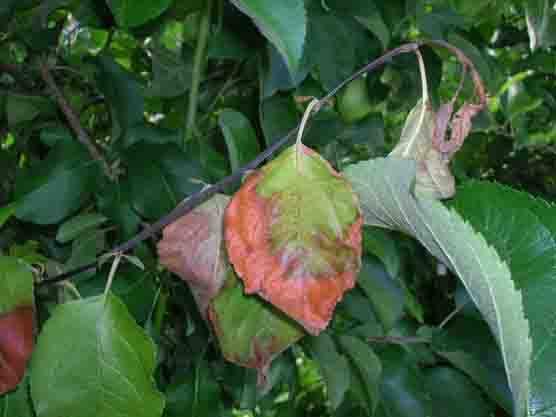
[103,253,122,299]
[184,0,213,145]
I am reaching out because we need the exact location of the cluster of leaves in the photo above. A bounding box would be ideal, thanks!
[2,1,556,417]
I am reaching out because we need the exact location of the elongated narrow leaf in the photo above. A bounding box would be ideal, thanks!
[452,181,556,416]
[208,272,304,383]
[218,109,261,172]
[31,294,164,417]
[305,333,350,410]
[56,213,108,243]
[225,145,362,334]
[158,194,230,317]
[337,335,382,414]
[230,0,306,74]
[344,158,531,417]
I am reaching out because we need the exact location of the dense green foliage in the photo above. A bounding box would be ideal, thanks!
[2,1,556,416]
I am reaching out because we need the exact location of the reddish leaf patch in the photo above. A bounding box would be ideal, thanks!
[225,145,362,334]
[158,195,230,317]
[0,306,34,394]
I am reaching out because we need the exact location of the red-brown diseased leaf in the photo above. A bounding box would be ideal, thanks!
[158,194,230,317]
[0,307,34,394]
[209,271,304,385]
[225,145,362,335]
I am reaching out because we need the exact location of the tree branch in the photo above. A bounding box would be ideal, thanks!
[39,40,486,287]
[39,59,114,180]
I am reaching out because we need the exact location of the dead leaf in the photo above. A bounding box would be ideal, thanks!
[158,194,230,317]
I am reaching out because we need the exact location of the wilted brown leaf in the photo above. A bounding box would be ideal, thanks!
[158,194,230,317]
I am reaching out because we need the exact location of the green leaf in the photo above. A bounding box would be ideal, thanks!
[78,267,157,324]
[209,272,304,380]
[5,93,55,126]
[165,360,223,417]
[423,366,493,417]
[218,109,261,172]
[0,256,33,315]
[95,55,144,139]
[106,0,173,28]
[337,335,382,414]
[30,293,165,417]
[433,317,514,414]
[64,230,105,280]
[363,227,401,279]
[305,333,350,410]
[262,44,309,98]
[260,95,299,146]
[357,256,404,332]
[451,181,556,416]
[230,0,306,74]
[344,158,532,417]
[39,127,73,147]
[14,142,98,225]
[526,0,556,50]
[56,213,108,243]
[147,43,192,98]
[377,346,433,417]
[96,182,141,239]
[0,376,33,417]
[125,143,205,219]
[0,202,16,228]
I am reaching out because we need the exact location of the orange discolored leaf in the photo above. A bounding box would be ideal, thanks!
[0,306,34,394]
[225,145,362,335]
[158,194,230,317]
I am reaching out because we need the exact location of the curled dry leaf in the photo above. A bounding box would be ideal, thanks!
[0,306,34,394]
[157,194,230,317]
[390,101,455,199]
[225,145,362,335]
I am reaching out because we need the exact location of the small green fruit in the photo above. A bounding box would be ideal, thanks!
[337,77,374,124]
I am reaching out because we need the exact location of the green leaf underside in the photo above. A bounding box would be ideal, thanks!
[30,294,164,417]
[256,146,359,277]
[0,256,34,314]
[344,157,531,417]
[218,109,261,172]
[229,0,306,74]
[452,181,556,416]
[210,272,304,374]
